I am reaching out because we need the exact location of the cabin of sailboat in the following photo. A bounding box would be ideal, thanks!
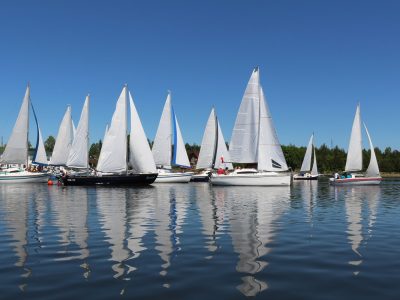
[152,91,193,183]
[210,67,291,186]
[330,104,381,185]
[62,85,157,186]
[0,85,48,183]
[293,134,319,180]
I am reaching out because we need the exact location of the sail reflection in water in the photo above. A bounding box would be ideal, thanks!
[335,186,380,275]
[214,186,290,296]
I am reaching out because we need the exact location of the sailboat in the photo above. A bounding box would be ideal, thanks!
[0,86,48,183]
[210,67,291,186]
[192,107,233,182]
[152,91,193,183]
[62,85,158,186]
[329,104,381,185]
[293,134,319,180]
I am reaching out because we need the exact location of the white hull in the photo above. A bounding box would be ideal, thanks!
[0,171,49,183]
[210,172,291,186]
[154,172,193,183]
[293,173,319,180]
[329,177,382,185]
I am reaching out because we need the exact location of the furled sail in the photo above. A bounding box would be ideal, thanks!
[196,108,217,169]
[0,86,30,164]
[229,67,260,163]
[300,134,314,172]
[345,104,362,172]
[172,108,190,168]
[257,86,288,171]
[50,106,74,165]
[152,92,172,167]
[129,92,156,173]
[66,95,90,168]
[97,86,128,173]
[364,123,380,177]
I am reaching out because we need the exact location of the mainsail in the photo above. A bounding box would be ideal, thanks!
[50,106,74,165]
[129,92,156,173]
[229,68,260,163]
[0,86,30,164]
[345,104,362,172]
[97,86,128,173]
[300,134,314,172]
[152,93,172,167]
[66,95,90,168]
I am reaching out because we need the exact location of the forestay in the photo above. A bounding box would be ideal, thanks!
[97,86,128,173]
[152,93,172,167]
[129,92,156,173]
[229,68,260,163]
[50,106,74,165]
[67,95,90,168]
[0,86,30,164]
[345,104,362,172]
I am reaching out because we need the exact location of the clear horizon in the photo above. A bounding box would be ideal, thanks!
[0,0,399,150]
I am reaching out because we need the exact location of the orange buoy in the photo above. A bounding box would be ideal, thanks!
[47,179,53,186]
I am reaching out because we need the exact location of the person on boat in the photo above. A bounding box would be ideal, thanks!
[224,167,229,175]
[334,172,339,179]
[217,168,224,175]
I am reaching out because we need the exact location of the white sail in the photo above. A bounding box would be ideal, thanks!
[72,120,76,139]
[364,123,380,177]
[214,121,233,170]
[172,110,190,167]
[66,95,89,169]
[257,86,288,171]
[196,108,217,169]
[97,86,128,173]
[50,106,74,165]
[152,93,172,167]
[229,68,260,163]
[103,124,109,142]
[311,148,318,176]
[129,92,157,173]
[0,86,30,164]
[300,134,314,172]
[345,104,362,172]
[33,128,48,165]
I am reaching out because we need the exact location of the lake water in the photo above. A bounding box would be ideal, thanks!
[0,179,400,300]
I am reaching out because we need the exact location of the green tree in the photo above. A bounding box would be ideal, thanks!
[45,136,56,153]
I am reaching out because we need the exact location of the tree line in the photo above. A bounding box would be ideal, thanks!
[2,136,400,173]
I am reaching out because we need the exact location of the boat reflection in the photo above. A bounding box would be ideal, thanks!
[214,186,290,297]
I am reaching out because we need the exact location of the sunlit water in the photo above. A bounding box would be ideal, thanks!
[1,179,400,299]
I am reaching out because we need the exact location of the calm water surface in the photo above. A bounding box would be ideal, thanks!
[1,179,400,299]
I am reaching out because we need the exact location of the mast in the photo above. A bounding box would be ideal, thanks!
[211,110,219,168]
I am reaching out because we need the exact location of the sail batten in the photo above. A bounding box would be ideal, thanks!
[0,86,30,165]
[67,96,90,169]
[345,104,363,172]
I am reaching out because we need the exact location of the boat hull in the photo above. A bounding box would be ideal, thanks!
[329,177,382,185]
[62,173,158,186]
[0,172,49,183]
[155,172,193,183]
[190,175,210,182]
[210,172,291,186]
[293,174,319,180]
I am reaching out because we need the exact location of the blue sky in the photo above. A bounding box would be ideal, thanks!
[0,0,399,149]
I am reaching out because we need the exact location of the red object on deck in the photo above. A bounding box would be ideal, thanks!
[47,180,53,186]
